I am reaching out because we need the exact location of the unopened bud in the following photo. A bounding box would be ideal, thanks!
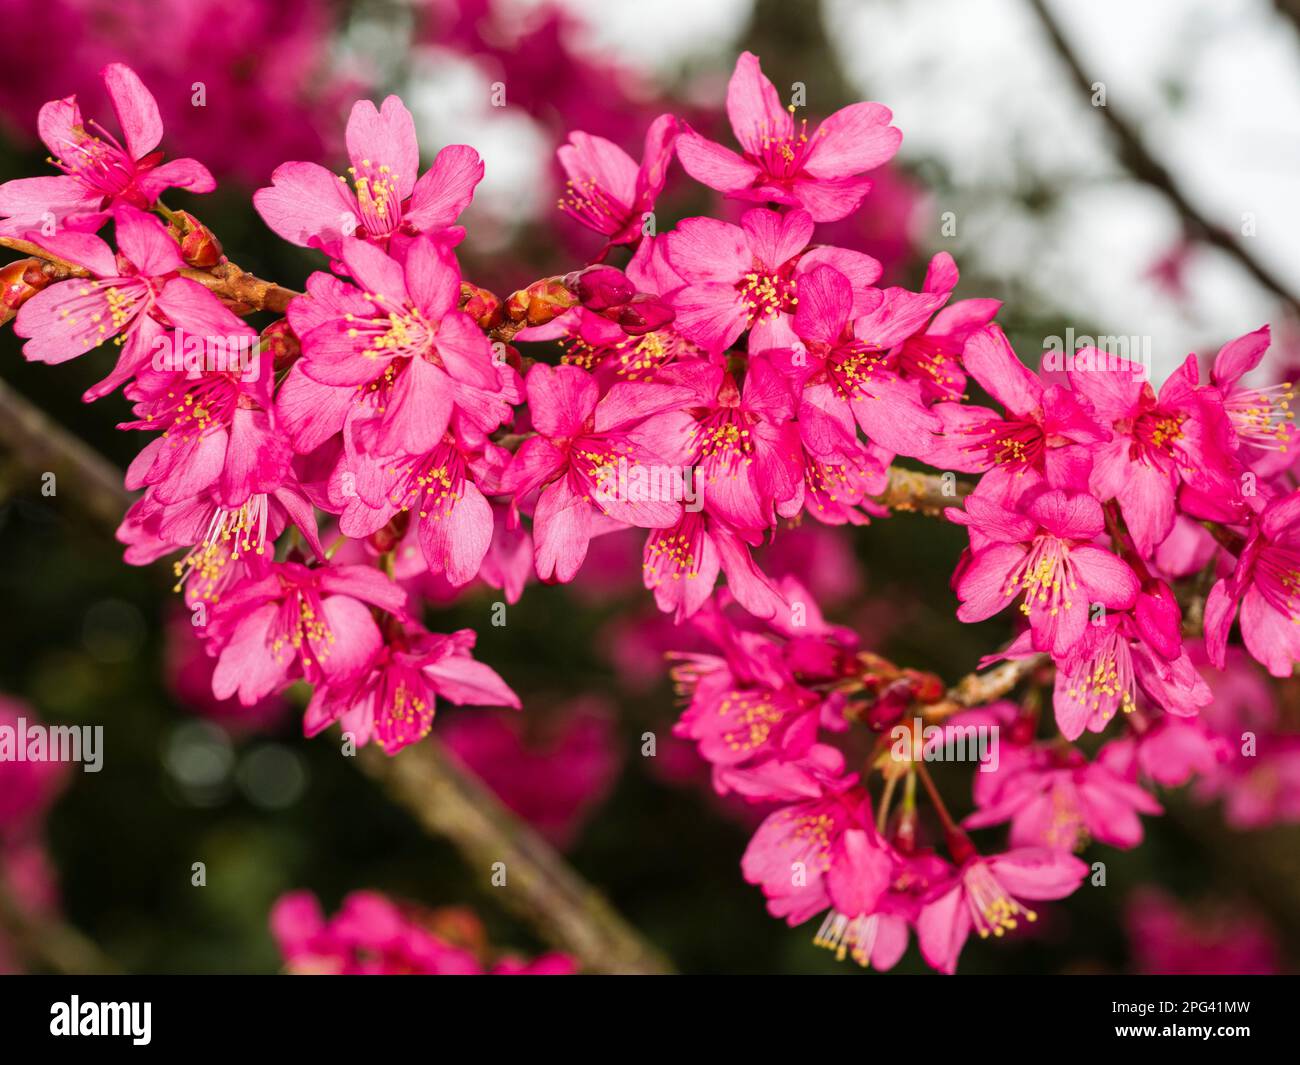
[459,283,503,330]
[0,258,52,310]
[261,319,301,372]
[168,209,223,268]
[569,265,635,311]
[505,278,578,327]
[614,294,675,335]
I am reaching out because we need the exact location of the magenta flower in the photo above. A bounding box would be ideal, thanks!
[647,357,802,530]
[1204,489,1300,677]
[1068,353,1237,556]
[1209,325,1295,476]
[205,561,406,706]
[304,624,520,754]
[814,849,951,971]
[1052,612,1210,740]
[916,846,1088,974]
[270,890,573,975]
[15,204,248,399]
[288,236,510,455]
[929,325,1106,498]
[950,488,1140,655]
[0,63,214,237]
[664,207,881,353]
[122,363,290,510]
[336,429,505,588]
[500,364,690,583]
[964,741,1162,850]
[254,95,483,257]
[772,264,949,458]
[557,114,677,247]
[894,253,1002,403]
[642,509,786,621]
[675,52,901,222]
[741,785,891,925]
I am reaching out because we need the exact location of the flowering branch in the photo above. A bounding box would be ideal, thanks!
[0,375,669,974]
[0,235,300,317]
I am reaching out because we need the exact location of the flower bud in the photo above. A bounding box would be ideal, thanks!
[459,283,504,331]
[569,264,635,311]
[261,319,301,373]
[0,258,52,311]
[368,510,411,554]
[614,294,675,335]
[168,210,223,268]
[505,278,578,327]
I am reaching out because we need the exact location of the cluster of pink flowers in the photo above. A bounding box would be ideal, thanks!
[3,50,1297,975]
[270,890,574,975]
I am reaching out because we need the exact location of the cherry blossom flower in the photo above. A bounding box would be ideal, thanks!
[15,204,247,399]
[916,845,1088,974]
[1204,489,1300,677]
[950,488,1140,655]
[0,63,214,237]
[665,207,880,353]
[255,95,483,257]
[675,52,901,222]
[304,623,520,754]
[557,114,677,247]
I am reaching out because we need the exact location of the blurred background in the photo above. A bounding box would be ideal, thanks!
[1,0,1298,974]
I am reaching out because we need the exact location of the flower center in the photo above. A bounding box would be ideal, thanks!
[1226,382,1294,452]
[1004,534,1078,618]
[340,159,403,238]
[963,861,1037,938]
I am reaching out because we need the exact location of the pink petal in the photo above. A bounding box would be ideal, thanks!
[805,102,901,178]
[101,63,162,159]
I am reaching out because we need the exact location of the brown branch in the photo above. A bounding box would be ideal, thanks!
[0,376,134,536]
[0,864,120,974]
[0,235,300,314]
[1025,0,1300,314]
[925,654,1050,721]
[0,375,670,973]
[360,741,672,974]
[877,465,974,516]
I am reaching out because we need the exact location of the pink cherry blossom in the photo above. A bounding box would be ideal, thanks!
[304,623,520,754]
[255,95,483,257]
[557,114,677,247]
[1204,489,1300,677]
[675,52,901,222]
[916,845,1088,974]
[665,208,881,353]
[15,204,246,399]
[950,488,1140,655]
[500,363,690,582]
[0,63,214,237]
[205,561,405,706]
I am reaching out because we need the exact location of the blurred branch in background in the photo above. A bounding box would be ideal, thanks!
[1026,0,1300,314]
[360,741,672,974]
[0,864,119,974]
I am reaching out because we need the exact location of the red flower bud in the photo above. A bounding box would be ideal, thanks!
[615,294,674,335]
[505,278,578,327]
[570,264,635,311]
[459,283,504,331]
[168,210,223,268]
[0,258,52,311]
[261,319,301,373]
